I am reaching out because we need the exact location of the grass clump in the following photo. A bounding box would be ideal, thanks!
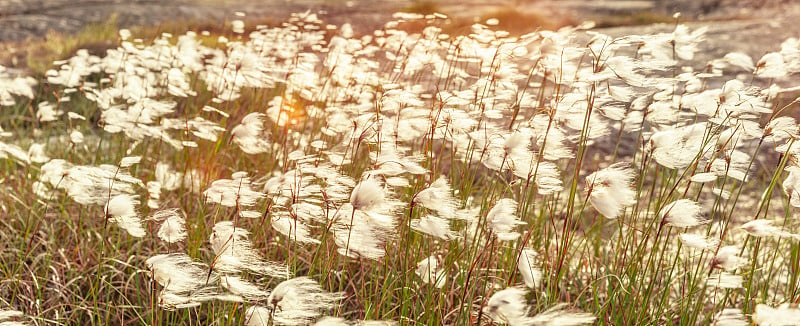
[592,11,677,28]
[400,1,443,15]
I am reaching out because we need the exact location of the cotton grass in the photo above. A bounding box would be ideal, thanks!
[2,8,800,325]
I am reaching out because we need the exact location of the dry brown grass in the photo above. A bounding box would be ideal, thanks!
[591,11,677,28]
[0,14,280,75]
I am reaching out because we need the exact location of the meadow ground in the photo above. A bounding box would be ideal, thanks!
[1,4,800,326]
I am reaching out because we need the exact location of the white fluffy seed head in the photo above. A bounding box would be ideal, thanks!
[410,214,457,240]
[660,199,708,228]
[0,309,24,321]
[70,130,84,144]
[28,143,49,163]
[755,52,787,78]
[740,219,798,239]
[784,166,800,208]
[266,277,345,326]
[415,255,446,288]
[145,253,217,294]
[245,306,272,326]
[153,209,187,244]
[713,308,747,326]
[679,233,719,250]
[271,215,320,244]
[105,194,146,237]
[517,249,542,288]
[204,173,265,207]
[585,163,636,219]
[413,176,458,218]
[712,246,747,271]
[119,155,142,168]
[529,303,596,325]
[487,198,524,241]
[350,177,385,210]
[313,317,349,326]
[220,275,269,301]
[332,205,388,260]
[485,287,529,324]
[753,303,800,326]
[210,221,288,277]
[707,272,743,289]
[104,194,138,218]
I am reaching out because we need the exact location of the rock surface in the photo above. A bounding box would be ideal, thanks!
[0,0,406,41]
